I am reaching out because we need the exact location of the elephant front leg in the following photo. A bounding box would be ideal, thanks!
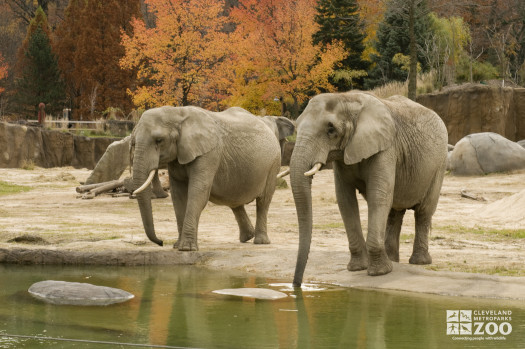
[333,166,368,271]
[169,176,188,249]
[385,209,406,262]
[231,205,255,242]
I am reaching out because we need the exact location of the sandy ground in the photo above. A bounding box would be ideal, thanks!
[0,167,524,300]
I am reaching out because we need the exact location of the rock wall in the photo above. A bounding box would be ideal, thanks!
[0,122,118,169]
[417,84,525,145]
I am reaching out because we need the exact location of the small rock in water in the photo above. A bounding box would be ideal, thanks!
[28,280,134,306]
[212,288,287,300]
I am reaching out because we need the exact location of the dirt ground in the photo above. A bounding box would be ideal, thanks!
[1,166,524,300]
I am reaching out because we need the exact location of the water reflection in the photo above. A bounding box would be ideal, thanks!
[0,264,523,348]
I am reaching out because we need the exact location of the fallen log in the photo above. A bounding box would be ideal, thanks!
[76,179,122,193]
[460,189,487,202]
[81,179,126,199]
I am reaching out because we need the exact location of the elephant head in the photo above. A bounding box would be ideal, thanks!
[130,106,218,246]
[290,92,395,286]
[261,116,296,154]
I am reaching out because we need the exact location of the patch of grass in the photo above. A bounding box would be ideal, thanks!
[0,181,32,196]
[20,159,35,170]
[438,225,525,239]
[426,264,525,277]
[313,222,345,230]
[400,233,414,242]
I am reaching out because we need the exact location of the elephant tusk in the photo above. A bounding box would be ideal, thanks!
[133,170,156,195]
[304,163,322,177]
[277,168,290,178]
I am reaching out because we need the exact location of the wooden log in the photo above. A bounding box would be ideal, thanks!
[89,179,126,196]
[76,180,121,193]
[460,189,487,202]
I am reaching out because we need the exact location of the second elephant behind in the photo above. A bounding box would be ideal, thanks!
[131,106,295,250]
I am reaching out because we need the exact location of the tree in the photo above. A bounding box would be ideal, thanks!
[0,53,7,93]
[120,0,232,109]
[313,0,369,90]
[365,0,432,98]
[55,0,141,120]
[229,0,346,117]
[14,7,65,116]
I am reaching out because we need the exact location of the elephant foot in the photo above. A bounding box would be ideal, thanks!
[367,249,393,276]
[409,250,432,265]
[348,250,368,271]
[178,239,199,251]
[239,229,255,243]
[254,234,271,244]
[385,247,400,262]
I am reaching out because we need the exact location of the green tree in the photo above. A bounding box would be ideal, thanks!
[365,0,432,95]
[313,0,369,90]
[14,7,65,117]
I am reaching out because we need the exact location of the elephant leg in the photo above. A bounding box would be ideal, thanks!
[231,206,255,243]
[364,157,394,276]
[384,209,406,262]
[169,177,188,249]
[333,165,368,271]
[178,159,215,251]
[253,172,277,244]
[152,170,169,199]
[409,209,432,264]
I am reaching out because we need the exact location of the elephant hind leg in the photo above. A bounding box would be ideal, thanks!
[231,205,255,242]
[385,208,406,262]
[409,208,432,265]
[253,170,278,245]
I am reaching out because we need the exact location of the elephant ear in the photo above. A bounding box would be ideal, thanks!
[274,116,295,140]
[177,108,219,165]
[344,95,396,165]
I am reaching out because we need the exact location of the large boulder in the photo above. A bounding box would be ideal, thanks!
[28,280,134,306]
[448,132,525,175]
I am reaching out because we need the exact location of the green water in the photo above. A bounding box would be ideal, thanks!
[0,264,523,349]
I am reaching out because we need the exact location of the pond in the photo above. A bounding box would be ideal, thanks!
[0,264,523,348]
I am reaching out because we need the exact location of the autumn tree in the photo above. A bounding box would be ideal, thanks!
[14,7,65,116]
[229,0,346,117]
[55,0,141,120]
[313,0,369,91]
[0,53,7,95]
[120,0,232,109]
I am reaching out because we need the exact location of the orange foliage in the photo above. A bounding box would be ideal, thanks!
[228,0,347,115]
[357,0,385,61]
[0,53,7,94]
[120,0,232,109]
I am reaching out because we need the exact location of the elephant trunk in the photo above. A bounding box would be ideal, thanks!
[132,147,163,246]
[290,144,315,287]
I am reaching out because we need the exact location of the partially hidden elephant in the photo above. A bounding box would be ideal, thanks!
[290,92,448,286]
[131,106,295,250]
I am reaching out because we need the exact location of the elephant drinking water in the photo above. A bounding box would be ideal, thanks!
[290,92,448,285]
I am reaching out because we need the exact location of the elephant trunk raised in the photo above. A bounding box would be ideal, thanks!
[290,142,319,287]
[132,145,164,246]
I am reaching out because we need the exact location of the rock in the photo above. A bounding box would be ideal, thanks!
[212,288,288,300]
[28,280,134,306]
[448,132,525,175]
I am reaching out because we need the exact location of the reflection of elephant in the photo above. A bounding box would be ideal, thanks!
[131,106,292,249]
[290,92,448,285]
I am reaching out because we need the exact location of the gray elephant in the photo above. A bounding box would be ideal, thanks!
[290,92,448,285]
[131,106,294,250]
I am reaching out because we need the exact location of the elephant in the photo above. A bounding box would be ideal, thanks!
[130,106,294,250]
[290,91,448,286]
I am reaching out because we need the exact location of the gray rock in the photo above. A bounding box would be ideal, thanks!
[449,132,525,175]
[28,280,134,306]
[212,288,288,300]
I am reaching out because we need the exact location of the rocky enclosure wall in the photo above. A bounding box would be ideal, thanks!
[0,122,118,169]
[417,84,525,145]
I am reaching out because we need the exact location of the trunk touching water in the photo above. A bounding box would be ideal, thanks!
[290,147,315,287]
[132,148,163,246]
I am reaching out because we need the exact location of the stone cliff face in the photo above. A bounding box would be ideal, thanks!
[417,84,525,145]
[0,122,117,169]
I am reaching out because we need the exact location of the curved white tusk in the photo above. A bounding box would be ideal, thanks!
[277,168,290,179]
[133,170,156,195]
[304,163,322,177]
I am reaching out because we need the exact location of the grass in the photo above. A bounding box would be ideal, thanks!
[0,181,31,196]
[313,222,345,230]
[426,264,525,277]
[437,225,525,239]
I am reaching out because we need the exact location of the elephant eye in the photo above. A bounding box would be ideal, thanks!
[327,122,337,137]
